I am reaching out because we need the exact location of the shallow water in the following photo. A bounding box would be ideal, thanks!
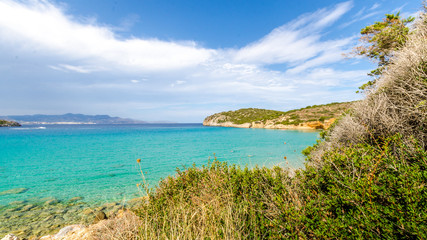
[0,124,319,204]
[0,124,319,237]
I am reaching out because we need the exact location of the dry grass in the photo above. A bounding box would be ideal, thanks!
[87,210,141,240]
[310,12,427,165]
[128,161,304,239]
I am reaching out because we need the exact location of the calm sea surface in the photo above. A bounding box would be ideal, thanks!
[0,124,319,206]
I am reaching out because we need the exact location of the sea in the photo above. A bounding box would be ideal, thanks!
[0,124,320,236]
[0,123,319,216]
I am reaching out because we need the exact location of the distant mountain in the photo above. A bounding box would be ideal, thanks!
[0,113,147,124]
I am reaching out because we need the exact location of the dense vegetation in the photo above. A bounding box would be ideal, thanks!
[216,108,286,124]
[208,101,352,125]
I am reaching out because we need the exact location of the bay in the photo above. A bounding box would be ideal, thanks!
[0,124,319,206]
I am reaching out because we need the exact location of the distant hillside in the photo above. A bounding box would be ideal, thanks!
[0,113,146,124]
[203,102,353,130]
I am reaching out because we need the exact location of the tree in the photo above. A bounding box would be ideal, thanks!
[351,12,415,91]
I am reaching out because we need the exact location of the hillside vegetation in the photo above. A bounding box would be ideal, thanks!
[204,101,353,128]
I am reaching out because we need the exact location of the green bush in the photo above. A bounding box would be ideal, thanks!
[136,134,427,238]
[300,134,427,238]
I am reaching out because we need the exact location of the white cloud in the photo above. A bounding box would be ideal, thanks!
[369,3,381,11]
[49,64,102,73]
[0,0,214,72]
[233,1,352,66]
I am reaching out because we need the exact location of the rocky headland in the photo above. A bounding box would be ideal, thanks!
[203,102,352,130]
[0,120,21,127]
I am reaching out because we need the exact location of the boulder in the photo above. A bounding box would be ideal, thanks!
[1,234,21,240]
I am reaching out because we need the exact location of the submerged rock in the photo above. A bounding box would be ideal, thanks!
[0,188,28,196]
[68,197,83,202]
[44,199,59,206]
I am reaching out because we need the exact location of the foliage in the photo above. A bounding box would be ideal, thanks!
[134,134,427,239]
[218,108,286,124]
[351,13,415,91]
[136,160,300,239]
[300,134,427,238]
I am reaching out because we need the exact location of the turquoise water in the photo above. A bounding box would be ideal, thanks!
[0,124,319,206]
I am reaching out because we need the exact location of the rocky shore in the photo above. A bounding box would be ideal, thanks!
[0,197,145,240]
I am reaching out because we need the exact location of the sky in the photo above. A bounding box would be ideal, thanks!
[0,0,422,122]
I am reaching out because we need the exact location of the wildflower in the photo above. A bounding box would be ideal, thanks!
[137,158,141,163]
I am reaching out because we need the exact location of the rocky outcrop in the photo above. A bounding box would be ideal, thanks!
[0,120,21,127]
[36,210,140,240]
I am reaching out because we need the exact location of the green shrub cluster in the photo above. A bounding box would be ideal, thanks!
[136,134,427,238]
[301,134,427,238]
[137,161,298,238]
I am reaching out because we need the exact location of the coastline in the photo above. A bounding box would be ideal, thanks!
[0,196,145,239]
[203,118,336,130]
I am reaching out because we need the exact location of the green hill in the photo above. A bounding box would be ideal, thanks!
[204,101,353,128]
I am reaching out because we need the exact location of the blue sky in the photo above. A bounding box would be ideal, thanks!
[0,0,422,122]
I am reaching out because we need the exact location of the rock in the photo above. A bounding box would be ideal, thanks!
[93,211,107,224]
[251,121,265,128]
[81,208,93,216]
[305,121,325,129]
[68,197,83,202]
[102,202,118,208]
[8,201,25,206]
[0,188,28,196]
[1,234,21,240]
[323,118,336,129]
[39,236,52,240]
[54,225,85,239]
[44,199,59,206]
[19,204,35,212]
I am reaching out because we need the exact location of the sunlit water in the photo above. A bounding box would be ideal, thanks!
[0,124,319,206]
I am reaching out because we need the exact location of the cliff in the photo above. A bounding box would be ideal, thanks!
[203,102,353,130]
